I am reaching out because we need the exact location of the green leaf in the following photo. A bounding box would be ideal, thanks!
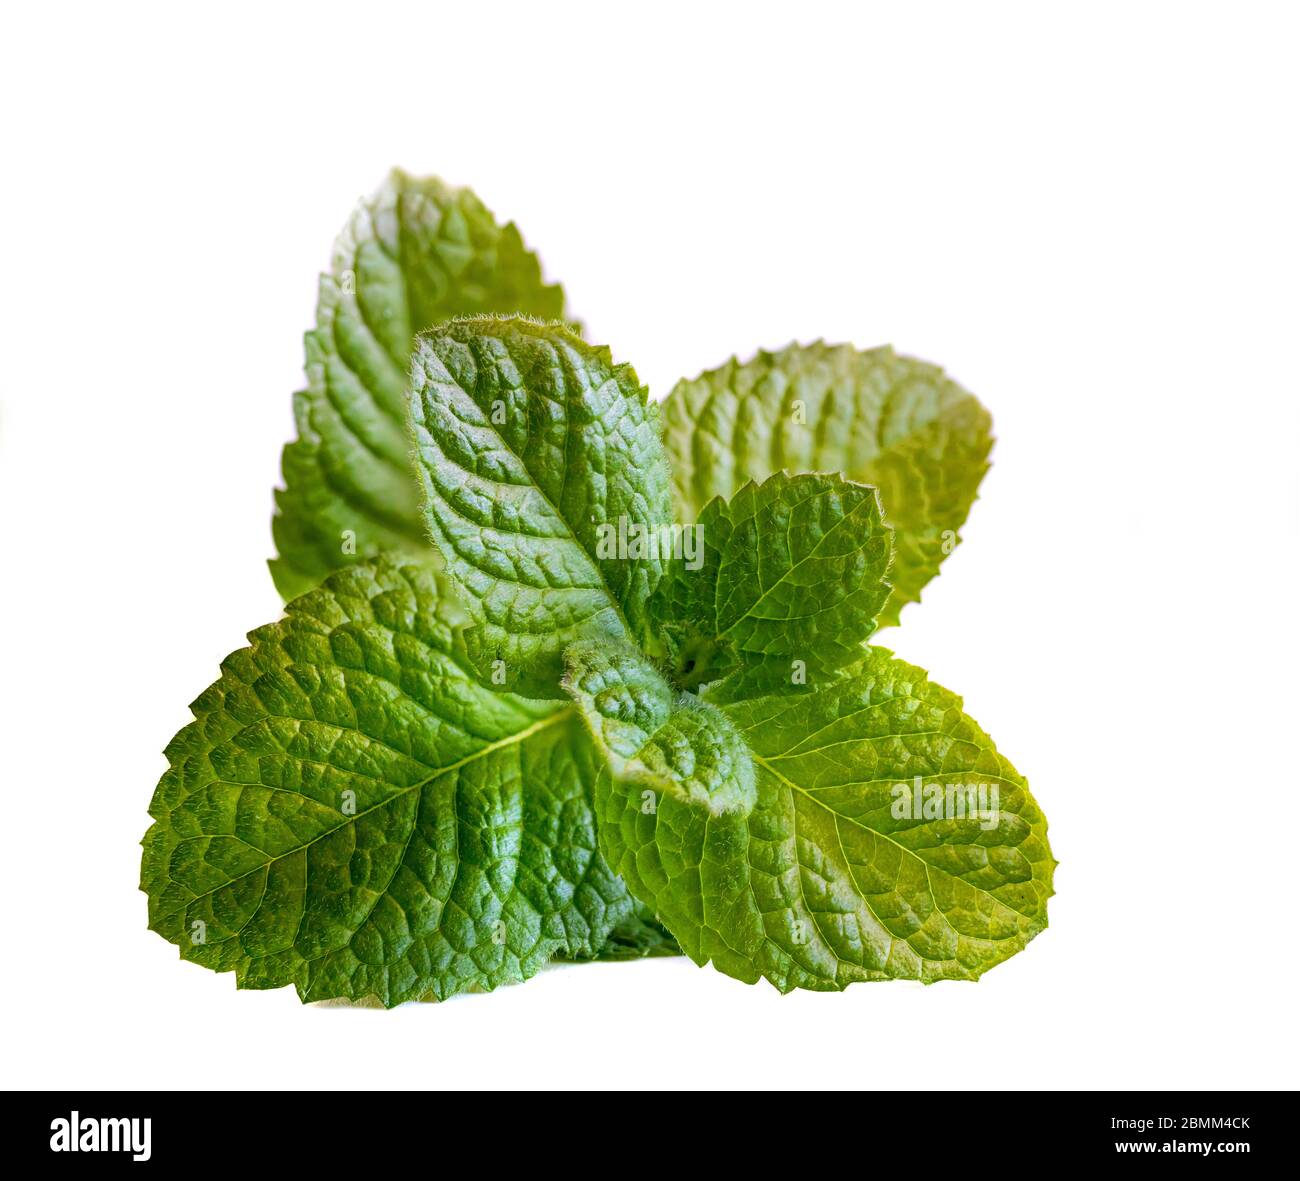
[270,170,568,600]
[409,318,673,699]
[572,645,1054,991]
[651,471,892,691]
[661,343,993,627]
[141,557,641,1006]
[564,641,757,816]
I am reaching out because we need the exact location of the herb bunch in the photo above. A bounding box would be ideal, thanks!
[141,170,1054,1004]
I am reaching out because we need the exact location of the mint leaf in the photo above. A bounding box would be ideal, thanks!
[564,641,756,816]
[571,645,1054,990]
[651,472,892,690]
[661,343,993,627]
[141,557,640,1006]
[409,318,673,698]
[270,171,568,600]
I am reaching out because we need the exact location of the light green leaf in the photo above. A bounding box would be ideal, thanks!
[141,557,641,1006]
[651,471,892,691]
[564,641,756,816]
[575,645,1054,991]
[271,170,568,600]
[409,318,673,699]
[662,343,993,627]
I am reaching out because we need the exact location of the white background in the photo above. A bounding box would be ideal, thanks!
[2,1,1297,1091]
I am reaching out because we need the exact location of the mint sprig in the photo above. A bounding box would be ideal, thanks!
[143,172,1053,1003]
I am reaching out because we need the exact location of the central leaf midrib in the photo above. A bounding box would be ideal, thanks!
[155,710,572,924]
[717,485,880,638]
[455,342,639,643]
[750,750,1035,927]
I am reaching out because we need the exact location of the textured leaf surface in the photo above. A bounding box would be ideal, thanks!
[575,646,1054,991]
[141,558,640,1005]
[652,472,892,690]
[409,318,672,698]
[564,641,756,816]
[560,903,682,961]
[271,171,567,600]
[662,343,993,626]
